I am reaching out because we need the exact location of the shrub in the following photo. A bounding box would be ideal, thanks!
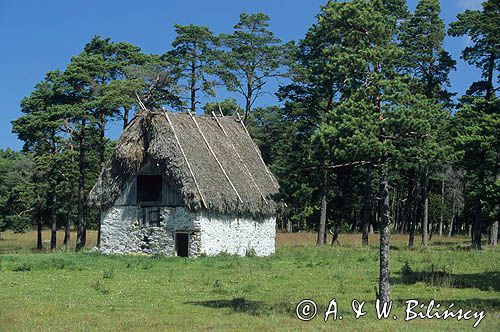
[91,280,110,295]
[102,268,114,279]
[12,262,32,272]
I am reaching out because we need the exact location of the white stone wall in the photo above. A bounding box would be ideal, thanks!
[197,212,275,256]
[99,206,275,257]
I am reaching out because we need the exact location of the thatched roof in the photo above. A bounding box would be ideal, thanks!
[89,110,279,217]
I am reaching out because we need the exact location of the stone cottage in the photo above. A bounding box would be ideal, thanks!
[89,109,279,257]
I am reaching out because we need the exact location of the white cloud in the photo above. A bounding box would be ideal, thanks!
[457,0,483,10]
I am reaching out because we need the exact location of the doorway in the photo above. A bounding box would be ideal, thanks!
[175,233,189,257]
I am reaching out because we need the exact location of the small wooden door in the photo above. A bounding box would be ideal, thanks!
[175,233,189,257]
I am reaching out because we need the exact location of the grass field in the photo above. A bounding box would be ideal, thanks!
[0,231,498,331]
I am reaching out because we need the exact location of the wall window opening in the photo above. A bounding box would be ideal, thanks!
[137,174,162,204]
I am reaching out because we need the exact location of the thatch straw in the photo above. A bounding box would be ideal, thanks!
[89,110,279,217]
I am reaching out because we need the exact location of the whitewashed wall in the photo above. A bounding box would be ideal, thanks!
[197,213,275,256]
[99,206,275,257]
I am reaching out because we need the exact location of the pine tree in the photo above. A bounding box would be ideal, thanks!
[449,0,499,248]
[170,24,219,113]
[12,70,72,250]
[399,0,456,246]
[219,13,288,124]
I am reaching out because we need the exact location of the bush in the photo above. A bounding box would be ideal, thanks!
[91,280,110,295]
[102,268,114,279]
[12,262,32,272]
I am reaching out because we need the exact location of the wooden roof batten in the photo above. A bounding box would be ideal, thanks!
[211,111,269,205]
[188,110,244,204]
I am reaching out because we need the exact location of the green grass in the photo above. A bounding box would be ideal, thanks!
[0,232,499,331]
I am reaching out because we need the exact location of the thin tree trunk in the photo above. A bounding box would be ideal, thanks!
[244,95,251,125]
[190,54,197,113]
[361,165,372,245]
[50,190,57,250]
[421,168,429,246]
[472,196,482,249]
[243,73,253,125]
[63,156,75,250]
[37,218,43,251]
[409,191,419,248]
[448,201,455,238]
[378,158,391,303]
[76,115,86,252]
[401,175,415,235]
[331,222,340,246]
[489,220,498,246]
[489,175,499,246]
[82,223,87,247]
[63,209,71,250]
[122,106,129,129]
[485,52,494,100]
[50,134,57,251]
[472,152,486,250]
[391,188,398,231]
[317,167,328,246]
[97,114,106,248]
[439,178,444,236]
[408,219,415,247]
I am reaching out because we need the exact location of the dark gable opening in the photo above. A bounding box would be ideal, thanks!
[137,175,162,203]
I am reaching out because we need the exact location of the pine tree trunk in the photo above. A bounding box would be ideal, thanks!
[421,168,429,246]
[448,201,455,238]
[50,190,57,250]
[489,220,498,246]
[361,165,372,245]
[378,158,391,303]
[63,184,74,250]
[439,179,444,236]
[82,224,87,247]
[190,55,197,113]
[50,135,57,251]
[486,52,494,100]
[63,214,71,250]
[409,189,419,247]
[331,222,340,246]
[401,176,415,235]
[317,167,328,246]
[97,114,106,248]
[408,220,415,247]
[123,106,129,129]
[243,74,253,125]
[489,175,499,246]
[76,115,86,252]
[472,196,482,249]
[391,188,398,231]
[244,95,251,125]
[472,152,486,250]
[37,218,43,251]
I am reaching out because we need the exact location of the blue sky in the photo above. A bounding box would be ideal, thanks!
[0,0,484,150]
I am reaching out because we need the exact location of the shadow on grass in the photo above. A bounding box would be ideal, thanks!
[394,268,500,292]
[431,241,469,246]
[186,297,293,316]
